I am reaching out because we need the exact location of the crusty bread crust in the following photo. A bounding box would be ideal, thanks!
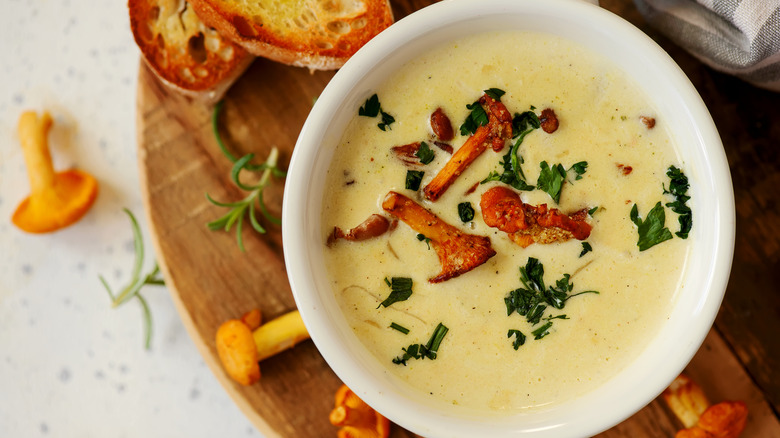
[129,0,254,101]
[187,0,394,70]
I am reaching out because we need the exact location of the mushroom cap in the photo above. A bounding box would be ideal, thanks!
[12,169,98,233]
[215,319,261,386]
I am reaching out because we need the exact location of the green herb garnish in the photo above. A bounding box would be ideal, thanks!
[580,242,592,257]
[504,258,598,340]
[481,147,535,191]
[379,277,413,308]
[507,329,526,350]
[405,170,424,191]
[484,88,506,100]
[359,94,380,117]
[588,206,599,216]
[537,161,567,203]
[392,323,449,365]
[390,323,410,335]
[208,101,286,251]
[569,161,588,181]
[359,93,395,130]
[458,202,475,223]
[415,141,435,165]
[663,166,692,239]
[531,321,553,340]
[416,233,432,249]
[630,202,673,251]
[98,209,165,350]
[460,100,489,136]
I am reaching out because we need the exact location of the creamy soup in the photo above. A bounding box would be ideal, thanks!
[321,31,691,413]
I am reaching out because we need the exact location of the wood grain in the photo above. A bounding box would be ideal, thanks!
[136,0,780,436]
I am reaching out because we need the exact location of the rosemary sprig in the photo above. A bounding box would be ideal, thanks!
[99,208,165,350]
[207,101,287,251]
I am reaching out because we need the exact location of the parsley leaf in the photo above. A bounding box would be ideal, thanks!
[588,206,599,216]
[416,233,432,249]
[630,202,673,251]
[390,322,410,334]
[569,161,588,181]
[458,202,475,223]
[378,277,413,308]
[580,242,592,257]
[378,110,395,131]
[663,166,692,239]
[392,323,449,365]
[532,321,553,340]
[405,170,424,191]
[484,88,506,100]
[358,94,380,117]
[358,94,395,130]
[481,147,535,191]
[460,100,489,136]
[537,161,567,203]
[415,141,435,165]
[507,329,526,350]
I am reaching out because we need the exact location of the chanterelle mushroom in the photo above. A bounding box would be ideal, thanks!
[216,309,310,386]
[329,384,390,438]
[12,111,98,233]
[663,374,748,438]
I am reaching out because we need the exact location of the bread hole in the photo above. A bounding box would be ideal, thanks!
[293,16,306,29]
[338,40,351,52]
[327,20,350,35]
[350,18,367,29]
[140,22,156,42]
[232,15,256,37]
[187,32,208,64]
[314,40,334,50]
[148,5,160,22]
[155,33,166,50]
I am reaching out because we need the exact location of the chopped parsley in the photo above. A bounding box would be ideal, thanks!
[378,277,413,308]
[484,88,506,100]
[579,242,592,257]
[416,233,432,249]
[415,141,435,165]
[481,147,535,191]
[392,323,449,365]
[507,329,526,350]
[390,322,410,335]
[536,161,588,204]
[630,202,673,251]
[458,202,475,223]
[405,170,424,191]
[663,166,692,239]
[358,93,395,131]
[537,161,567,203]
[460,100,489,136]
[504,258,598,344]
[588,206,599,216]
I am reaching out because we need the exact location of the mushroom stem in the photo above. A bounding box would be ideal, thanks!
[253,310,310,362]
[18,111,55,198]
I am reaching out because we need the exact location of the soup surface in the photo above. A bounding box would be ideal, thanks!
[321,31,691,413]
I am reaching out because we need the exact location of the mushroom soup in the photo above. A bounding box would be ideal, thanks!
[321,31,692,413]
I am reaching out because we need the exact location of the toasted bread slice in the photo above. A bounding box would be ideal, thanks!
[187,0,394,70]
[129,0,254,102]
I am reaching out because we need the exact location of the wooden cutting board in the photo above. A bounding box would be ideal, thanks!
[135,1,780,437]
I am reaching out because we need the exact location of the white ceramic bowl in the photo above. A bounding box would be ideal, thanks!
[282,0,735,436]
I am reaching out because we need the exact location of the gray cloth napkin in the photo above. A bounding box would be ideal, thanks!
[633,0,780,91]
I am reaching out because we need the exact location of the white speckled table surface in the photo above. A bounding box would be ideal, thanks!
[0,2,260,436]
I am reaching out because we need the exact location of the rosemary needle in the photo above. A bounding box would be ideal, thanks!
[99,208,165,350]
[207,101,287,251]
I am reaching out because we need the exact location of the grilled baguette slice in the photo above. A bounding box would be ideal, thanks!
[129,0,254,102]
[187,0,394,70]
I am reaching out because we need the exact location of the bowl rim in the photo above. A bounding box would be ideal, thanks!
[283,0,735,436]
